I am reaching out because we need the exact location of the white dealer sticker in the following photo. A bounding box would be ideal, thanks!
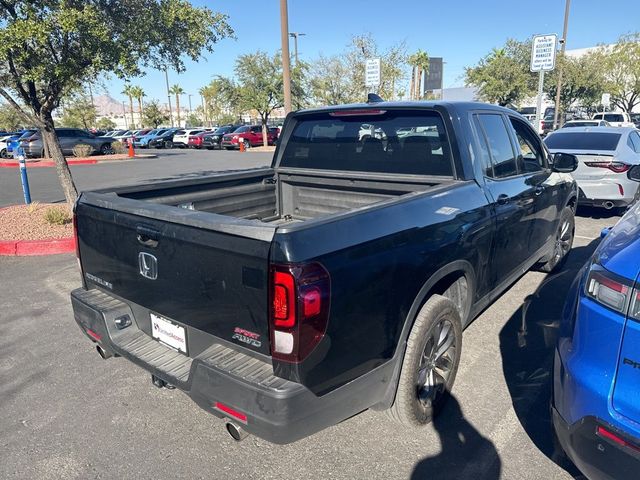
[150,313,187,354]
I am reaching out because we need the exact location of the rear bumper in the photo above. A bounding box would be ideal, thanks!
[70,287,383,444]
[576,179,638,206]
[552,408,640,480]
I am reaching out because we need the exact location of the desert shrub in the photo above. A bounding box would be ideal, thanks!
[112,141,126,154]
[72,143,93,157]
[43,207,71,226]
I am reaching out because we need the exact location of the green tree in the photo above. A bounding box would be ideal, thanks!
[96,117,117,131]
[169,84,185,126]
[185,112,202,127]
[60,95,97,129]
[142,100,170,128]
[130,85,145,126]
[408,49,429,100]
[544,52,606,118]
[604,33,640,113]
[231,51,285,146]
[0,1,232,206]
[200,78,241,125]
[309,54,355,105]
[465,42,533,106]
[0,102,24,131]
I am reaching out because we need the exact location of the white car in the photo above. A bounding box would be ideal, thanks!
[0,133,14,158]
[545,126,640,211]
[592,112,635,128]
[172,129,205,148]
[561,120,611,128]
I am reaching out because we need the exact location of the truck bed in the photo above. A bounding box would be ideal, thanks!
[116,168,449,225]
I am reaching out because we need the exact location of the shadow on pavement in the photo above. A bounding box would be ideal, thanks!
[499,239,601,479]
[576,205,623,220]
[411,395,501,479]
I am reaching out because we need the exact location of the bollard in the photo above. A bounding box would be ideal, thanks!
[239,140,245,152]
[17,151,32,204]
[128,139,135,158]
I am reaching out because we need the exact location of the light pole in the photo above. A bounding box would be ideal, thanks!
[553,0,571,130]
[289,32,306,66]
[280,0,292,114]
[188,94,193,114]
[122,101,128,129]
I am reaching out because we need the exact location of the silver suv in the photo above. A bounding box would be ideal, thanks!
[21,128,114,158]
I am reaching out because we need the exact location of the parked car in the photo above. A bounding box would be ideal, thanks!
[187,131,209,149]
[21,128,113,158]
[553,170,640,479]
[561,120,611,128]
[7,129,37,156]
[631,113,640,128]
[0,131,21,158]
[540,114,578,136]
[172,129,205,148]
[201,125,241,150]
[71,101,579,444]
[147,128,177,149]
[134,128,169,148]
[545,127,640,211]
[112,130,134,143]
[221,125,277,149]
[592,112,636,128]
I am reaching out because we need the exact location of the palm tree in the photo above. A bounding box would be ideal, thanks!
[122,84,136,127]
[130,86,145,127]
[169,84,185,126]
[408,50,430,100]
[199,86,209,126]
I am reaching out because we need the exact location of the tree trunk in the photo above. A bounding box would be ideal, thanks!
[262,117,269,147]
[175,95,181,126]
[41,112,78,207]
[409,67,415,101]
[128,96,134,128]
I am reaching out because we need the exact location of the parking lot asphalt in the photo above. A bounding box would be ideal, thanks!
[0,207,619,479]
[0,148,272,207]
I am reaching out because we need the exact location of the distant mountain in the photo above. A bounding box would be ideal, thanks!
[94,94,126,116]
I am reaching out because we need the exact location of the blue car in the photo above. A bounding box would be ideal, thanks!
[133,128,170,148]
[554,167,640,479]
[7,129,37,156]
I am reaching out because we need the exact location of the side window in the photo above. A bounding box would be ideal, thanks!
[251,126,261,133]
[509,117,545,173]
[57,130,71,138]
[472,115,494,177]
[629,132,640,153]
[476,114,518,178]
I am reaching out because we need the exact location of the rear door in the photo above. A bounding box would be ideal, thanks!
[76,193,276,357]
[473,113,539,286]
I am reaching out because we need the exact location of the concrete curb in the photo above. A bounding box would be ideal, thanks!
[0,154,157,168]
[0,237,74,256]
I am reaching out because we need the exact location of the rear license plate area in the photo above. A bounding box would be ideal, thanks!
[150,312,188,355]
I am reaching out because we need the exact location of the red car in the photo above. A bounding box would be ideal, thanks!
[220,125,278,150]
[187,131,209,149]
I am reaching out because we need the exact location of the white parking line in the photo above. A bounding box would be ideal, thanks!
[575,235,596,241]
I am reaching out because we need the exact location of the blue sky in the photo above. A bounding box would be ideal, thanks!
[101,0,640,108]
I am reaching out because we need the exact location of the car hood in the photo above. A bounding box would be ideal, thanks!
[595,203,640,280]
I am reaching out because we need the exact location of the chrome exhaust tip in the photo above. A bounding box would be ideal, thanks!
[225,421,249,442]
[96,344,112,360]
[603,201,615,210]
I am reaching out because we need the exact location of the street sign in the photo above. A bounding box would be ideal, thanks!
[365,58,381,87]
[530,34,557,72]
[424,57,443,92]
[601,93,611,108]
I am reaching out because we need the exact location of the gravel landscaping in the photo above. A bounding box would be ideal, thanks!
[0,203,73,240]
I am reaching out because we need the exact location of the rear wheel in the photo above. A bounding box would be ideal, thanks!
[387,295,462,427]
[100,143,114,155]
[242,139,250,150]
[0,148,6,158]
[536,205,575,273]
[164,140,173,149]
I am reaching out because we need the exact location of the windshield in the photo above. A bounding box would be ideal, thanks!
[563,122,597,128]
[214,126,232,134]
[280,110,454,176]
[545,132,621,151]
[234,126,250,133]
[18,130,36,139]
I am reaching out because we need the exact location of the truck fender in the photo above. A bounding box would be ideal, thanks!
[371,260,476,411]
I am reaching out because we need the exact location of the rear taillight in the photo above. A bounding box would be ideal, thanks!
[585,264,640,319]
[597,426,640,453]
[584,161,630,173]
[269,263,330,362]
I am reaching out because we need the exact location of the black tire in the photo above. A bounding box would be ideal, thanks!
[164,140,173,149]
[0,148,6,158]
[387,294,462,427]
[536,205,575,273]
[100,143,114,155]
[242,139,250,150]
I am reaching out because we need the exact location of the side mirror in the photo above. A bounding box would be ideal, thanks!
[627,165,640,182]
[552,152,579,173]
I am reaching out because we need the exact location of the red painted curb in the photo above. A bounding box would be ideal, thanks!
[0,237,74,256]
[0,159,98,168]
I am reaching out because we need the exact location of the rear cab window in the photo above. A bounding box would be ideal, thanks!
[279,109,454,177]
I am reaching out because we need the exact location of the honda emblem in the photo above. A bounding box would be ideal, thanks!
[138,252,158,280]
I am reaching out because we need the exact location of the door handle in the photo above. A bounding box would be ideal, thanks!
[535,185,545,196]
[136,226,159,248]
[497,194,510,205]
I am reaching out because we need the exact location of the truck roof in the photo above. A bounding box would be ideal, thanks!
[294,100,514,116]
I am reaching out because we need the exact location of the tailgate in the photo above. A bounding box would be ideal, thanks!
[76,192,275,356]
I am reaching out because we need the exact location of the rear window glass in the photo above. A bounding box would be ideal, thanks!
[544,132,621,151]
[593,114,624,122]
[279,110,454,176]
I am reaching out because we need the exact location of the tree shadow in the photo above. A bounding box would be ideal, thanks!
[499,239,601,478]
[411,394,501,480]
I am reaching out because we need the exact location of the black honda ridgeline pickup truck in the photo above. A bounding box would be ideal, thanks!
[71,101,579,444]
